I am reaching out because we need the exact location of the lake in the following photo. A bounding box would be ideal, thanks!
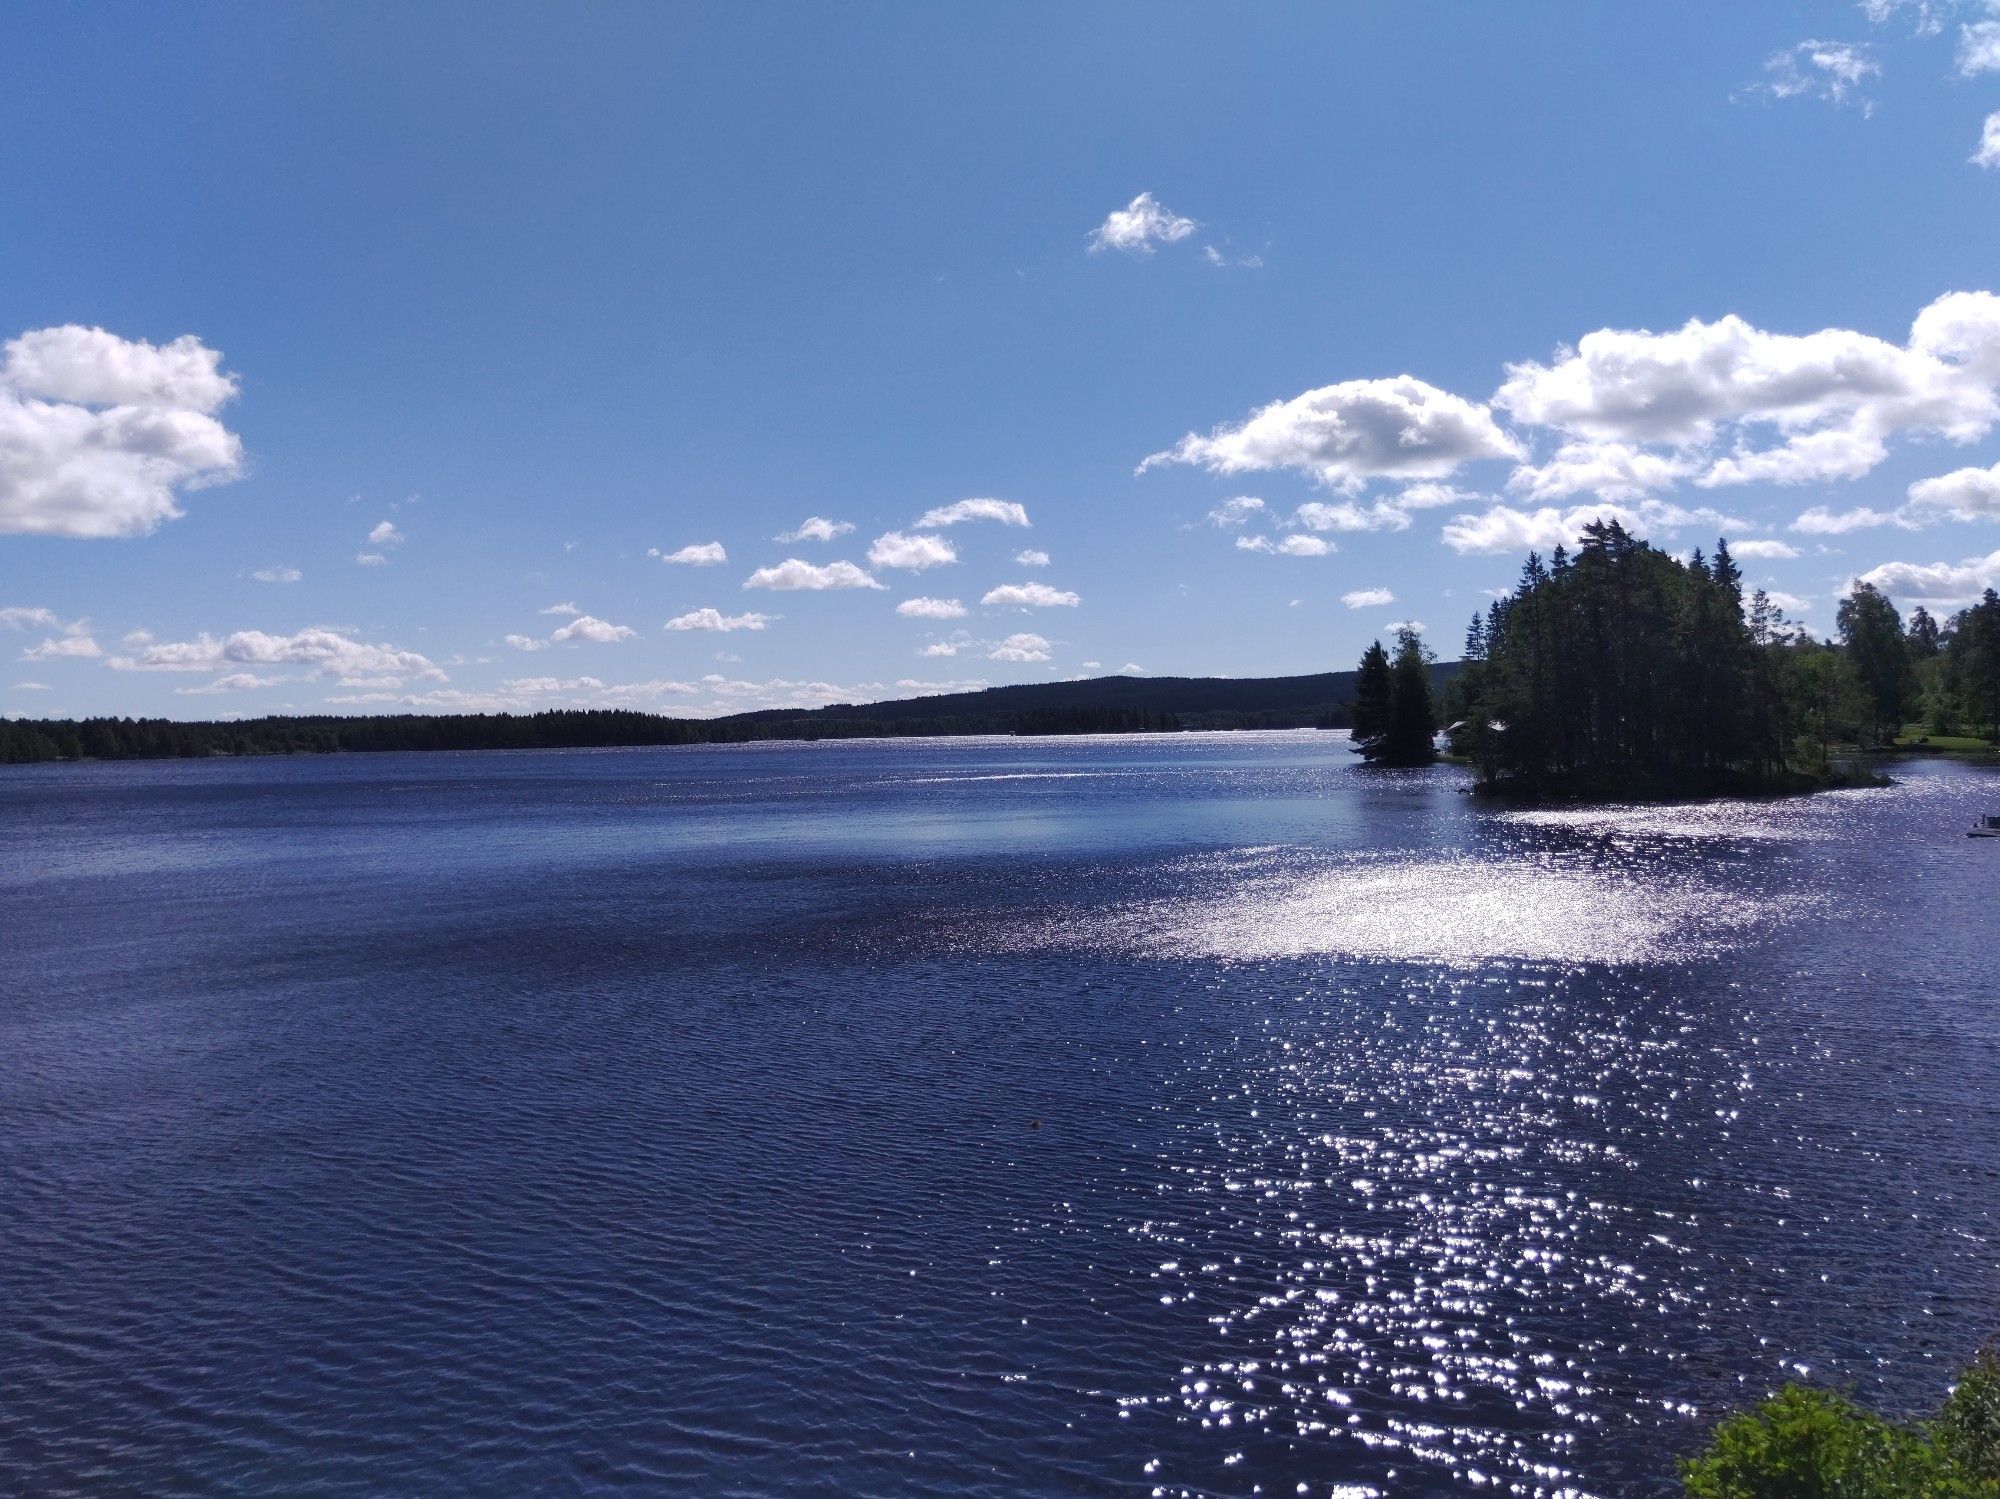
[2,733,1996,1497]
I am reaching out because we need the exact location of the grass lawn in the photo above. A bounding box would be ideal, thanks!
[1893,727,1999,753]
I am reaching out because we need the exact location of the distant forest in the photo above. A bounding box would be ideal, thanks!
[0,668,1457,764]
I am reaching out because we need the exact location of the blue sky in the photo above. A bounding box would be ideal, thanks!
[6,1,2000,719]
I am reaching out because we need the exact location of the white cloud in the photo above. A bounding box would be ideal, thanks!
[551,614,636,644]
[982,581,1081,607]
[0,325,244,537]
[1908,459,2000,519]
[896,596,968,619]
[1976,111,2000,168]
[1144,375,1523,490]
[1791,503,1909,533]
[1206,496,1266,528]
[1859,1,1952,36]
[651,541,727,565]
[988,631,1053,662]
[251,565,301,583]
[1293,499,1410,533]
[1762,591,1814,615]
[1015,548,1050,566]
[1440,498,1742,554]
[1088,192,1197,255]
[868,530,958,570]
[504,633,549,652]
[356,552,387,566]
[913,497,1030,528]
[664,607,771,632]
[21,633,101,660]
[919,641,961,657]
[367,520,404,547]
[0,606,58,630]
[1236,534,1334,556]
[776,516,854,543]
[1958,18,2000,74]
[1385,619,1427,635]
[743,558,884,591]
[1495,292,2000,493]
[1117,662,1145,674]
[13,681,50,690]
[539,601,581,616]
[1856,548,2000,602]
[174,672,277,695]
[1341,587,1397,608]
[1730,538,1802,559]
[1746,39,1880,110]
[110,626,442,683]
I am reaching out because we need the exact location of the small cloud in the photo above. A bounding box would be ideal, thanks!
[744,559,884,591]
[505,634,550,652]
[988,631,1052,662]
[1237,534,1334,556]
[1743,39,1880,112]
[1385,619,1427,635]
[913,498,1030,528]
[251,565,301,584]
[356,552,388,566]
[1341,587,1396,608]
[1958,18,2000,76]
[664,608,772,632]
[1730,539,1802,560]
[896,596,968,619]
[21,632,100,660]
[650,542,727,566]
[1088,192,1197,255]
[0,607,58,630]
[367,520,404,547]
[775,516,854,543]
[868,531,958,570]
[551,614,636,644]
[1207,496,1266,529]
[1117,663,1145,674]
[539,601,582,616]
[1014,549,1050,567]
[982,582,1080,608]
[1976,110,2000,168]
[919,641,961,657]
[13,680,50,690]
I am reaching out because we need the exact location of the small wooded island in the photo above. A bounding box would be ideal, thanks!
[1351,519,2000,801]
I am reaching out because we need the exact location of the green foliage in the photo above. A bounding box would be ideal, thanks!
[1349,631,1436,766]
[1349,640,1395,761]
[1838,583,1913,746]
[1682,1348,2000,1498]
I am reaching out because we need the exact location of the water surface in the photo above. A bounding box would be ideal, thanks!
[2,734,1996,1496]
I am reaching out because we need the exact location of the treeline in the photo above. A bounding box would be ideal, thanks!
[1440,521,1996,800]
[0,703,1207,765]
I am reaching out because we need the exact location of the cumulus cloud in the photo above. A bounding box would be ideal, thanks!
[251,565,301,583]
[1729,538,1802,559]
[896,596,968,619]
[356,552,388,566]
[776,516,853,543]
[1441,498,1743,555]
[867,531,957,570]
[367,520,404,547]
[1144,375,1523,490]
[919,641,961,657]
[1856,547,2000,602]
[1744,39,1880,110]
[982,582,1080,607]
[1908,459,2000,519]
[1976,112,2000,168]
[913,497,1030,528]
[988,632,1053,662]
[664,607,771,632]
[539,601,581,616]
[1496,292,2000,495]
[1015,549,1050,566]
[0,325,244,537]
[743,558,883,591]
[1791,504,1909,534]
[651,541,727,565]
[505,633,549,652]
[1293,499,1411,533]
[110,626,442,683]
[0,606,58,630]
[1958,18,2000,74]
[1236,534,1334,556]
[1206,496,1266,528]
[1341,587,1397,608]
[1088,192,1197,255]
[551,614,636,644]
[21,632,100,660]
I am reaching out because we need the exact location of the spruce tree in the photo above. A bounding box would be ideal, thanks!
[1349,640,1394,761]
[1384,627,1438,765]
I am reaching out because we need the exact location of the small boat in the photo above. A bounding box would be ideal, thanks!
[1972,814,2000,838]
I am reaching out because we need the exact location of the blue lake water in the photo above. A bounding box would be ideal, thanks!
[1,732,1996,1497]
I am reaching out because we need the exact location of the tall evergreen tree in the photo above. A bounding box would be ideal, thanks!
[1907,605,1942,660]
[1384,627,1438,766]
[1836,582,1911,745]
[1349,640,1394,761]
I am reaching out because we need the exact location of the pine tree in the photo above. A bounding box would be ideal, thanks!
[1349,640,1394,761]
[1384,627,1438,766]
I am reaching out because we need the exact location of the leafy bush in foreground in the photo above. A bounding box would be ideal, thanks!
[1682,1346,2000,1497]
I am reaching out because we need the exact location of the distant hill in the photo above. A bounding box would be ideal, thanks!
[0,663,1459,763]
